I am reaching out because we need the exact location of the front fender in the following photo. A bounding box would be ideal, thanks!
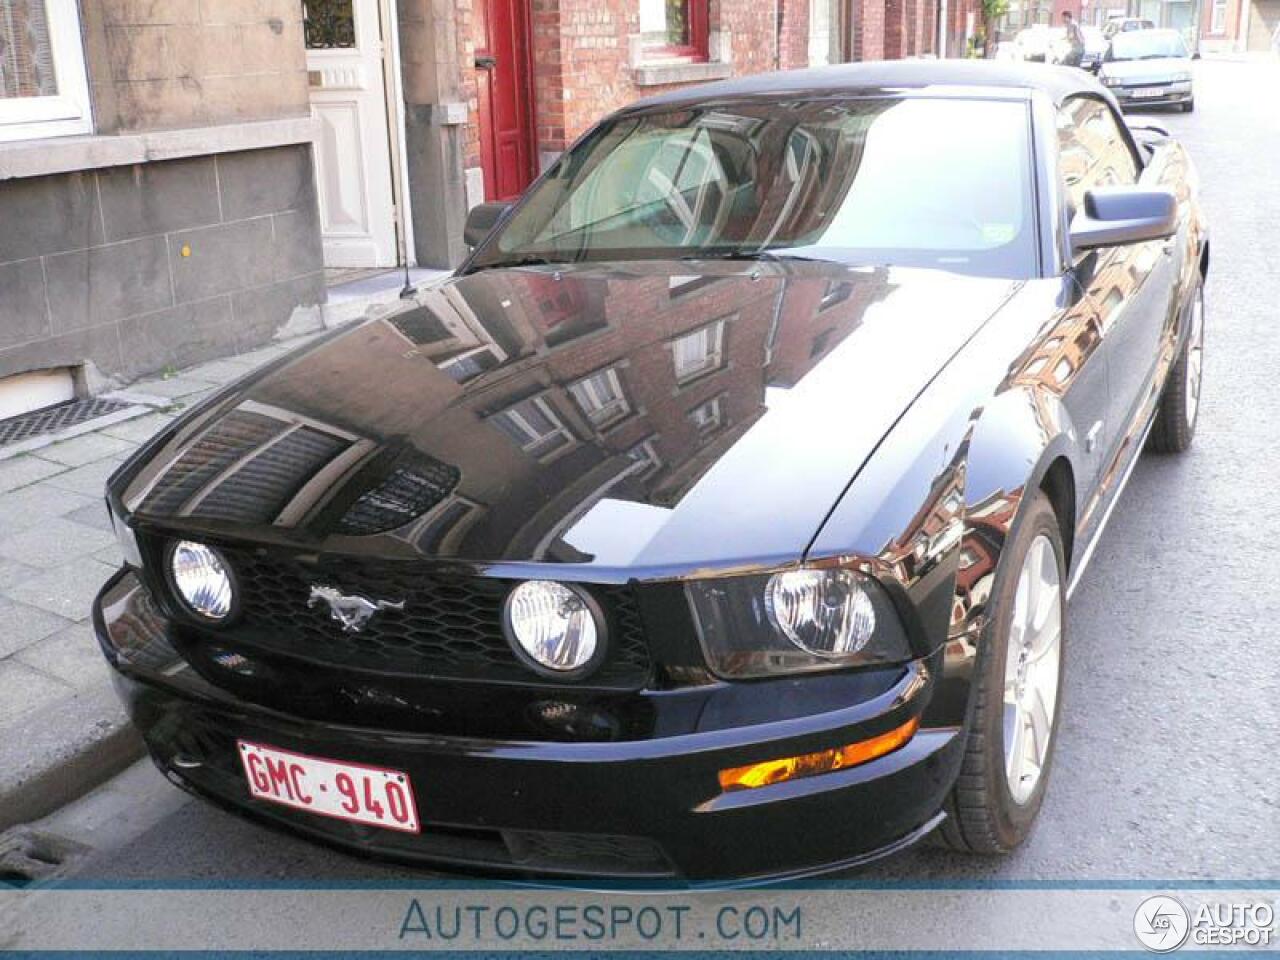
[807,278,1081,728]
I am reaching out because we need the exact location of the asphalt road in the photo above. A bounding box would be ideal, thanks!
[22,59,1280,889]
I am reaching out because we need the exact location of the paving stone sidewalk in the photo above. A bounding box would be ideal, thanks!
[0,334,320,831]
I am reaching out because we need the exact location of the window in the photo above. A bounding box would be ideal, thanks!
[439,346,503,384]
[1210,0,1227,33]
[625,439,662,477]
[303,0,357,49]
[1057,97,1139,220]
[569,367,630,429]
[491,396,574,458]
[671,320,725,383]
[687,396,723,436]
[819,280,854,311]
[638,0,708,59]
[0,0,92,142]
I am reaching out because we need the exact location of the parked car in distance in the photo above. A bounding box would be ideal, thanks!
[1103,15,1155,37]
[1053,24,1109,71]
[95,61,1208,884]
[1014,23,1056,61]
[1100,28,1195,111]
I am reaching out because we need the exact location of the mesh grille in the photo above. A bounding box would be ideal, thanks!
[334,452,461,536]
[0,397,133,448]
[221,549,652,687]
[503,830,672,873]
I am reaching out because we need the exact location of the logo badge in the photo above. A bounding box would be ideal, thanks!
[1134,895,1191,952]
[308,584,404,633]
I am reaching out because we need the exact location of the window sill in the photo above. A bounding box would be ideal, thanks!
[633,60,733,87]
[0,115,317,181]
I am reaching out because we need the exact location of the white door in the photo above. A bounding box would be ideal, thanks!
[305,0,398,268]
[809,0,833,65]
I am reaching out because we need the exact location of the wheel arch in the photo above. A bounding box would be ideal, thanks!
[952,385,1084,644]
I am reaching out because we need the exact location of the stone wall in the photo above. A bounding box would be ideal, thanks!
[0,0,323,396]
[80,0,310,134]
[0,145,323,385]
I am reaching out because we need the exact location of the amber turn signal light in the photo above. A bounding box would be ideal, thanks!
[718,716,920,792]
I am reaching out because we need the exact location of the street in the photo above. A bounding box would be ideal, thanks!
[13,58,1280,891]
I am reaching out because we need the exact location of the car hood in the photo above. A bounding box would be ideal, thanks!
[1101,57,1190,81]
[120,261,1017,577]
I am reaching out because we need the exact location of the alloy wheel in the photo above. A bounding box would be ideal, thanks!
[1002,534,1062,806]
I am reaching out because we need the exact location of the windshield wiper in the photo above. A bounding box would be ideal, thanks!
[679,249,832,264]
[466,254,568,273]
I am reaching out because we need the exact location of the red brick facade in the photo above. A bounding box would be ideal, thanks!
[461,0,982,199]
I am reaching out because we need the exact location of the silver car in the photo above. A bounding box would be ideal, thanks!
[1099,28,1195,112]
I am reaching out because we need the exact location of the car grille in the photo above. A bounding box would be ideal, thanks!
[219,549,652,688]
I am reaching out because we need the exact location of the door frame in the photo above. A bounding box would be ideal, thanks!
[476,0,539,201]
[379,0,417,267]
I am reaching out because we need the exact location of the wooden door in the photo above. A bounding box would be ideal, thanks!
[475,0,538,201]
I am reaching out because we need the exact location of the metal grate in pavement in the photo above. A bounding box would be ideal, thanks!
[0,397,133,448]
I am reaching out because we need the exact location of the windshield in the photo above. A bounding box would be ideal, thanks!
[1108,29,1188,60]
[472,97,1038,279]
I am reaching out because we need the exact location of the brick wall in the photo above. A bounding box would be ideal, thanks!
[493,0,794,162]
[777,0,812,68]
[81,0,309,134]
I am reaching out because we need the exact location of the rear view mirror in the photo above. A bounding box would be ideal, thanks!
[464,201,512,248]
[1069,186,1177,253]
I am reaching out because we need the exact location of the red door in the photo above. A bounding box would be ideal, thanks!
[475,0,537,201]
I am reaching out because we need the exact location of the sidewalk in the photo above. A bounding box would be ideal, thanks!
[0,337,325,831]
[0,264,450,832]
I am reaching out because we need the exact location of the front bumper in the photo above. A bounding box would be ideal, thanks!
[96,569,963,886]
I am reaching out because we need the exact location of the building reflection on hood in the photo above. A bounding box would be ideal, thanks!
[131,261,895,564]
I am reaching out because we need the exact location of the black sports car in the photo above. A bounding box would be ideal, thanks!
[96,61,1207,885]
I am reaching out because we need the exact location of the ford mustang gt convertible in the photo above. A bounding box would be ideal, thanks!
[96,61,1207,885]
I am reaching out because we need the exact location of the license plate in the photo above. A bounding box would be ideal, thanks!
[1132,87,1165,98]
[238,740,420,833]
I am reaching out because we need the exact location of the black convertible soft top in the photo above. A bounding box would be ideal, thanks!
[629,60,1108,112]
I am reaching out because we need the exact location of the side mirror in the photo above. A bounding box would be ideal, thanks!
[1069,186,1177,253]
[464,201,511,248]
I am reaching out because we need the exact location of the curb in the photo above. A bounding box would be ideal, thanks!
[0,684,144,834]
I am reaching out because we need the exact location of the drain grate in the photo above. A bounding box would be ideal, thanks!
[0,397,133,448]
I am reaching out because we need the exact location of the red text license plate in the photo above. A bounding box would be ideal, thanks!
[238,740,420,833]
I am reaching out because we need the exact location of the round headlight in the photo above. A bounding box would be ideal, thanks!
[169,540,235,621]
[504,580,602,677]
[765,569,876,658]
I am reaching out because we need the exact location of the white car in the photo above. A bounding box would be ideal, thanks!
[1098,28,1194,112]
[1012,24,1057,61]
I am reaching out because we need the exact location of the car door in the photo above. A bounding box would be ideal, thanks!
[1056,96,1175,484]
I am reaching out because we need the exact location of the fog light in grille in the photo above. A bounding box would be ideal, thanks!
[168,540,236,622]
[504,581,604,678]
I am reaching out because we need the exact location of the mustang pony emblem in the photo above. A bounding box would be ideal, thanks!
[307,584,405,633]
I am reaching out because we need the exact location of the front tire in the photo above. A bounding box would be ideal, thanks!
[936,492,1066,853]
[1148,281,1204,453]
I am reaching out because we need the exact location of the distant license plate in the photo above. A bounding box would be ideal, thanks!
[1132,87,1166,98]
[238,740,420,833]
